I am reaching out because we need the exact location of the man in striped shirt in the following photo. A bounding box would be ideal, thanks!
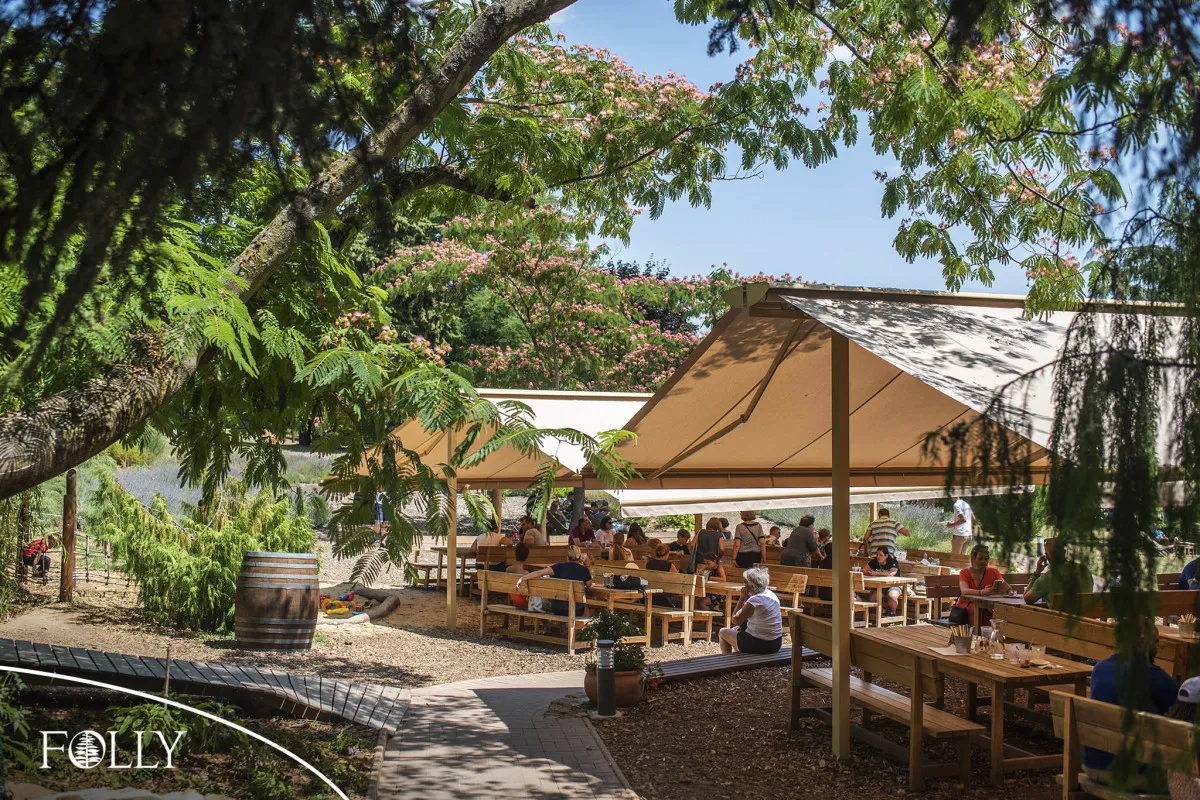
[864,508,910,555]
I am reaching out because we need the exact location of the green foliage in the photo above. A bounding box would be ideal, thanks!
[107,698,247,757]
[86,473,316,632]
[0,673,33,774]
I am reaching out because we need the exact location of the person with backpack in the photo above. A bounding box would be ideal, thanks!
[731,510,765,568]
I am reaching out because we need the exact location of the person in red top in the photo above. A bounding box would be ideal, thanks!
[22,537,51,580]
[955,544,1008,627]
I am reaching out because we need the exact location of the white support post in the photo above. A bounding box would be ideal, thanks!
[831,331,852,760]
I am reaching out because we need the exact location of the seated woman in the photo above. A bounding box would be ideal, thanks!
[608,531,634,563]
[626,522,648,547]
[645,541,677,572]
[718,567,783,654]
[861,545,903,615]
[594,517,615,549]
[697,551,726,612]
[954,544,1007,627]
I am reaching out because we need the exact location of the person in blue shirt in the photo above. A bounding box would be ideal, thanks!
[1083,626,1180,786]
[515,545,592,617]
[1178,556,1200,590]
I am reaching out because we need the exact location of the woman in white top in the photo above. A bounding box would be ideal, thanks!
[718,567,783,654]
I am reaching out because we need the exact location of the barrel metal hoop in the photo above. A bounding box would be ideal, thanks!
[237,571,320,579]
[236,617,318,626]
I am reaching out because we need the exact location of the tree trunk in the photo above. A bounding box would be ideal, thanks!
[59,469,77,602]
[0,0,578,501]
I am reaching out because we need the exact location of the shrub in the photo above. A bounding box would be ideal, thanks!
[87,473,316,632]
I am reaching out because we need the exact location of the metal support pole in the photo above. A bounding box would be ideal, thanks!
[831,332,851,760]
[572,482,587,529]
[163,645,172,697]
[491,488,504,535]
[596,639,616,717]
[59,469,77,602]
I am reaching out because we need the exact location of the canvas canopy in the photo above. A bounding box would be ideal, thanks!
[381,388,649,488]
[608,486,1002,516]
[590,284,1180,489]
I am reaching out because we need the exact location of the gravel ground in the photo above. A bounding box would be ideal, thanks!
[1,565,720,690]
[595,660,1062,800]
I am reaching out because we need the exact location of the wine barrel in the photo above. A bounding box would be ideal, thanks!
[235,552,319,650]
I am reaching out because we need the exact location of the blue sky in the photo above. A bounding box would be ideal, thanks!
[550,0,1031,295]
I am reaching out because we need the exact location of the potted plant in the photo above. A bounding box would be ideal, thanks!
[578,611,649,706]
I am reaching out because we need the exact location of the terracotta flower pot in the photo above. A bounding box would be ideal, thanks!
[584,669,645,707]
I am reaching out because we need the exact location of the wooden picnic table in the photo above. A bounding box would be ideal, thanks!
[970,593,1029,634]
[706,581,745,630]
[861,575,918,627]
[856,623,1092,785]
[584,585,661,647]
[431,546,473,596]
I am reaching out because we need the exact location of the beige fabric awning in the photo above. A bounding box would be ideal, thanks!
[608,486,1012,517]
[589,284,1180,490]
[380,388,649,489]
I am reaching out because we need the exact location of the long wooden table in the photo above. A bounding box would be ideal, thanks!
[856,623,1092,784]
[431,546,473,596]
[862,575,918,627]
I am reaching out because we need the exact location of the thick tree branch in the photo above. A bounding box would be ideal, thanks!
[0,0,578,500]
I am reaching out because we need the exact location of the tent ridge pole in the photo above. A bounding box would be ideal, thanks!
[649,318,813,480]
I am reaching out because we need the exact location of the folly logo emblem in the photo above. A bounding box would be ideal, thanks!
[41,729,186,770]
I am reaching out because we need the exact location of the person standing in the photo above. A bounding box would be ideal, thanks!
[780,515,820,567]
[945,495,974,555]
[731,510,765,568]
[687,517,725,573]
[864,507,910,556]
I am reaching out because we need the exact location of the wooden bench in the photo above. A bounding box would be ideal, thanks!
[478,571,592,653]
[903,548,971,569]
[789,613,982,790]
[992,603,1189,680]
[1054,590,1200,620]
[408,562,439,588]
[657,647,807,682]
[588,564,702,647]
[1051,690,1197,800]
[1159,572,1183,590]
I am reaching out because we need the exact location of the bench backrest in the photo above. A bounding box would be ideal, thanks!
[1051,691,1198,776]
[479,570,585,603]
[1160,572,1183,590]
[924,574,962,603]
[791,611,835,658]
[1053,590,1200,619]
[903,548,971,569]
[899,561,955,580]
[991,603,1185,677]
[479,545,570,566]
[589,563,703,598]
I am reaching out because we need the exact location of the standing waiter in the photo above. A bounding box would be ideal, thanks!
[945,495,974,555]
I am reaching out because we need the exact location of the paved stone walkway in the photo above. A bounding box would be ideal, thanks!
[373,671,637,799]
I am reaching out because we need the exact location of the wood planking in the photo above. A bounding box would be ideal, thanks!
[0,638,407,732]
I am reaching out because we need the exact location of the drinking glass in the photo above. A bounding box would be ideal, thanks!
[1030,644,1046,658]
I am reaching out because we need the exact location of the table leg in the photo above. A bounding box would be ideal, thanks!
[989,680,1005,785]
[901,584,910,625]
[973,602,981,636]
[724,593,733,630]
[967,682,978,721]
[459,556,469,596]
[436,552,445,589]
[875,590,884,628]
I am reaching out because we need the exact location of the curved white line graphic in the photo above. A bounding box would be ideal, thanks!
[0,665,349,800]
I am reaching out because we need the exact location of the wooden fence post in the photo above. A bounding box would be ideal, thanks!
[59,469,77,602]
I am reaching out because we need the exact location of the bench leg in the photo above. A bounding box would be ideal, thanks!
[989,680,1004,785]
[861,671,873,727]
[934,673,946,709]
[958,737,972,782]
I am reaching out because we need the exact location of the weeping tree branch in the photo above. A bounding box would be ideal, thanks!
[0,0,578,500]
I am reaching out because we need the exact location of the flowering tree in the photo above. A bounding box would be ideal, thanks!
[372,208,799,391]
